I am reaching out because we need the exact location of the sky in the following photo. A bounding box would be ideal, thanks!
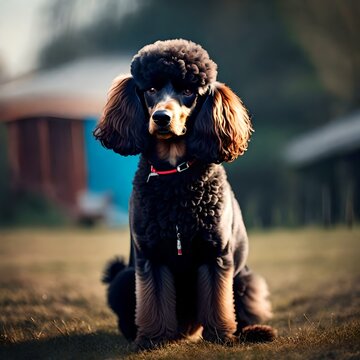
[0,0,140,80]
[0,0,48,78]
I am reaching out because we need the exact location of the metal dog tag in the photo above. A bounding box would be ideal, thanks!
[176,225,183,256]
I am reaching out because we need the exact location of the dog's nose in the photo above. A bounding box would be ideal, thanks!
[152,110,172,127]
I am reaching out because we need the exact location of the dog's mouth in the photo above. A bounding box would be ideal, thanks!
[153,126,187,140]
[156,128,171,135]
[154,128,174,140]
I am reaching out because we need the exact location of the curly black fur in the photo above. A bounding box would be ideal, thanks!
[131,39,217,92]
[131,157,225,263]
[102,257,126,284]
[95,39,274,349]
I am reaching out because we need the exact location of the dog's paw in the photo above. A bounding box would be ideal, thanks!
[133,338,158,351]
[239,324,277,343]
[202,329,237,346]
[133,335,176,351]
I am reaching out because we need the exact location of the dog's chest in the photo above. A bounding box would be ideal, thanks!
[133,171,225,264]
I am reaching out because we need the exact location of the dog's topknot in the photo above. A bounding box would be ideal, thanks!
[130,39,218,91]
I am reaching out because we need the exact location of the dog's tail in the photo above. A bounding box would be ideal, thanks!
[234,268,277,342]
[102,257,127,284]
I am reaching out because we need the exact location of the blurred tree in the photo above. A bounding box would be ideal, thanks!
[39,0,142,67]
[280,0,360,114]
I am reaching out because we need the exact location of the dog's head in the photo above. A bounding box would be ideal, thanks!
[94,39,253,163]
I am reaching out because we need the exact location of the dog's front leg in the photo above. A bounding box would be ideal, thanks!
[198,255,237,343]
[134,259,178,349]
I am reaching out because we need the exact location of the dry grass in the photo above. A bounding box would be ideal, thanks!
[0,226,359,359]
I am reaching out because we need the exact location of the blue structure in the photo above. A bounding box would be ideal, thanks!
[84,118,139,213]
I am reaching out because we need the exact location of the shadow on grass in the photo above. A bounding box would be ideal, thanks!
[0,331,132,360]
[281,278,359,313]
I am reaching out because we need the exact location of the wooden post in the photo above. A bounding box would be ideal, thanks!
[7,121,21,189]
[345,178,354,228]
[321,183,331,227]
[69,120,86,205]
[37,118,52,197]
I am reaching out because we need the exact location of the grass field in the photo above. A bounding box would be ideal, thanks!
[0,227,359,359]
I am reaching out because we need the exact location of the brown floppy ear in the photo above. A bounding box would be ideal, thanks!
[212,82,253,162]
[93,75,148,156]
[188,82,253,163]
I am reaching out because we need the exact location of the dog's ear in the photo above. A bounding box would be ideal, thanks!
[93,75,148,155]
[188,82,253,163]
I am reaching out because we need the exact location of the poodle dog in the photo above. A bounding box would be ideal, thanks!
[94,39,275,349]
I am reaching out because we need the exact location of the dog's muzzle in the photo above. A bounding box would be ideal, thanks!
[152,110,172,130]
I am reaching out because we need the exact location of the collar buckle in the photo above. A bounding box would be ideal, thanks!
[176,161,190,173]
[147,172,159,183]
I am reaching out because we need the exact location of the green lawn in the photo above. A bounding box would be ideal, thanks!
[0,227,359,359]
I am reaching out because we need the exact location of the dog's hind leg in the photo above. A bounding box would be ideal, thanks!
[233,266,276,342]
[106,264,137,341]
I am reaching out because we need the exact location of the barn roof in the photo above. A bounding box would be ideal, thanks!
[0,55,131,121]
[284,110,360,167]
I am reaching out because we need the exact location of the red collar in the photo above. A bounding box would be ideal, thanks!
[147,160,195,182]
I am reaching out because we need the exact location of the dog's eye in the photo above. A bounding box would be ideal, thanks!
[147,88,157,95]
[182,89,193,96]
